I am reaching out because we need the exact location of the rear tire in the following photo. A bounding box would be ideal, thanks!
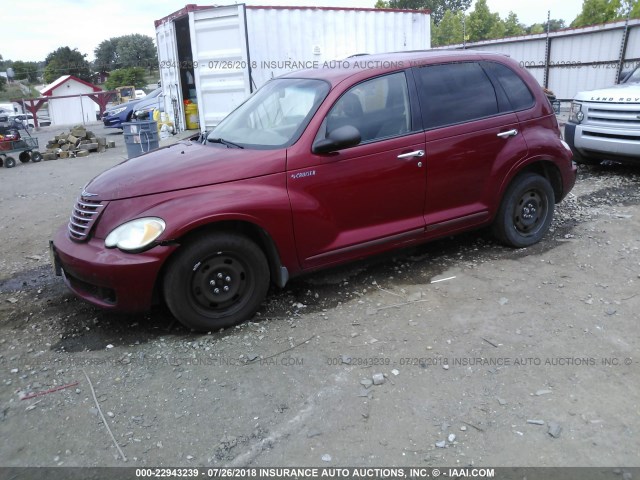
[492,173,555,248]
[4,156,16,168]
[31,151,43,162]
[19,151,30,163]
[163,233,270,332]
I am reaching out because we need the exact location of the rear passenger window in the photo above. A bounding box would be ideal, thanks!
[485,62,534,111]
[414,62,498,129]
[323,72,411,143]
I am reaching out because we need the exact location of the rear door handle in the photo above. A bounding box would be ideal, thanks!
[497,129,518,138]
[397,150,425,159]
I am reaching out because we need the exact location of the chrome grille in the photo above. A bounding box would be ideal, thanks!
[585,104,640,128]
[68,197,105,241]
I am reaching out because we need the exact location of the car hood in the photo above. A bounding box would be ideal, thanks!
[84,140,286,201]
[575,83,640,103]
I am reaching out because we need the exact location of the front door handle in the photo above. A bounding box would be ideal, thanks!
[497,129,518,138]
[397,150,425,159]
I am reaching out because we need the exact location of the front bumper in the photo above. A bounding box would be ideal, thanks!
[51,225,177,312]
[565,122,640,162]
[102,115,126,129]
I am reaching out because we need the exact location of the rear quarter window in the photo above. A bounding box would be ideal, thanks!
[484,62,535,111]
[413,62,499,129]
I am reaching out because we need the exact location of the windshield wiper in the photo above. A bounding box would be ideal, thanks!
[207,137,244,149]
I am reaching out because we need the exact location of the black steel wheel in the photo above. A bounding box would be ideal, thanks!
[492,173,555,248]
[19,151,31,163]
[163,233,270,332]
[4,156,16,168]
[31,151,42,162]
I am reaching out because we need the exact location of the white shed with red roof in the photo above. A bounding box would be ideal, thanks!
[42,75,102,126]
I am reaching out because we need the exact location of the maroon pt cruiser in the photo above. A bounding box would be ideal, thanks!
[51,50,577,331]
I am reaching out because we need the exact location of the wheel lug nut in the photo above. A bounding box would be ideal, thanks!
[217,273,223,279]
[223,286,230,292]
[209,280,215,286]
[213,288,220,294]
[225,276,231,282]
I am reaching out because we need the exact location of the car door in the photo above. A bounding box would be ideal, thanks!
[412,62,529,232]
[287,71,427,269]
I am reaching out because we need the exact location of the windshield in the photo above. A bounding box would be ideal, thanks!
[623,67,640,84]
[207,78,330,149]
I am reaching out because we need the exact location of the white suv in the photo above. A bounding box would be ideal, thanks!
[8,113,35,129]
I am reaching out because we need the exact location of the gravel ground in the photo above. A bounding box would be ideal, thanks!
[0,124,638,469]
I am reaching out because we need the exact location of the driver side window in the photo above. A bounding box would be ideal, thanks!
[323,72,411,144]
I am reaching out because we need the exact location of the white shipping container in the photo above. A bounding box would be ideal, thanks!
[155,4,431,131]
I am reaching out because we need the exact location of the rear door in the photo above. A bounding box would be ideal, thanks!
[412,61,529,231]
[156,21,185,131]
[189,5,252,129]
[288,71,427,269]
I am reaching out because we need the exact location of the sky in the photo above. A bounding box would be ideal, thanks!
[2,0,585,63]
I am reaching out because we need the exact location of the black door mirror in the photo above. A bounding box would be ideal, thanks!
[312,125,361,154]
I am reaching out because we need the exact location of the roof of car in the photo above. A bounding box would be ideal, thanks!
[280,50,508,85]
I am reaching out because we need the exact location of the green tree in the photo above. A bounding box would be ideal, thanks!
[94,38,119,72]
[376,0,472,24]
[104,67,147,90]
[0,54,13,72]
[544,19,567,31]
[12,61,41,83]
[503,12,525,36]
[0,75,6,92]
[571,0,622,27]
[621,0,640,17]
[43,47,91,83]
[431,10,466,46]
[117,34,158,69]
[527,23,546,34]
[94,34,157,72]
[467,0,503,41]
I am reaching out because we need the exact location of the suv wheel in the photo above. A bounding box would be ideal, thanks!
[492,173,554,248]
[571,148,600,166]
[163,233,270,331]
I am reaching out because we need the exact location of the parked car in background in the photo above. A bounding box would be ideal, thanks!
[566,66,640,165]
[0,103,18,116]
[51,51,576,332]
[102,88,163,129]
[7,113,35,129]
[135,89,146,99]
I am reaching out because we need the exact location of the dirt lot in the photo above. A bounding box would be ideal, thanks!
[0,123,638,469]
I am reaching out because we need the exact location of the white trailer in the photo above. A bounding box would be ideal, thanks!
[155,4,431,132]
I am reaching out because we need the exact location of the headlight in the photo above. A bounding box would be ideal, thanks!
[569,102,583,123]
[105,217,166,252]
[107,106,127,116]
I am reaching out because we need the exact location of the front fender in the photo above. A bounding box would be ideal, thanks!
[93,173,300,274]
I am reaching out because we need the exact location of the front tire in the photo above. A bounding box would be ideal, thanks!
[163,233,270,332]
[492,173,555,248]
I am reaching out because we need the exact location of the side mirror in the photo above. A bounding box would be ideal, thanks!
[312,125,361,154]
